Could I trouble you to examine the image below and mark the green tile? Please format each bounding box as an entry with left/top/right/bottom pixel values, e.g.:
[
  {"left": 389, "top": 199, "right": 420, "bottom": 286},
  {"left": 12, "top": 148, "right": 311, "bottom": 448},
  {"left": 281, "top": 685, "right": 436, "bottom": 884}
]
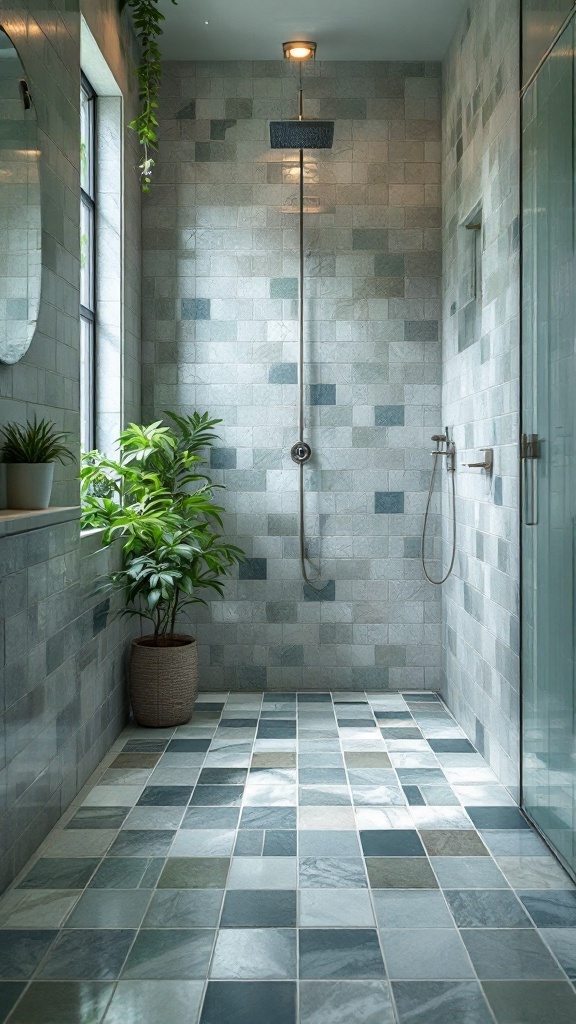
[
  {"left": 157, "top": 857, "right": 230, "bottom": 889},
  {"left": 7, "top": 982, "right": 114, "bottom": 1024},
  {"left": 122, "top": 929, "right": 215, "bottom": 980},
  {"left": 17, "top": 860, "right": 100, "bottom": 891},
  {"left": 482, "top": 981, "right": 576, "bottom": 1024},
  {"left": 103, "top": 980, "right": 204, "bottom": 1024},
  {"left": 63, "top": 890, "right": 151, "bottom": 929}
]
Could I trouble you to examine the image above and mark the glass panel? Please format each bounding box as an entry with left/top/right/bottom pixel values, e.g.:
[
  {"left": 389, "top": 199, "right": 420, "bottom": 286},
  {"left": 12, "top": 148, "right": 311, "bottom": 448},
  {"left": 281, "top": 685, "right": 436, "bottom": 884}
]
[
  {"left": 80, "top": 196, "right": 93, "bottom": 312},
  {"left": 80, "top": 316, "right": 94, "bottom": 453},
  {"left": 522, "top": 0, "right": 575, "bottom": 84},
  {"left": 80, "top": 80, "right": 94, "bottom": 197},
  {"left": 522, "top": 14, "right": 576, "bottom": 874}
]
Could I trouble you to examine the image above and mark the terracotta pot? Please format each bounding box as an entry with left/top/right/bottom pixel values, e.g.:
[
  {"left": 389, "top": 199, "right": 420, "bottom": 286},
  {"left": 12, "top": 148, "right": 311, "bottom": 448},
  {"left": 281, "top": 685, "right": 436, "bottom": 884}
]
[{"left": 130, "top": 634, "right": 198, "bottom": 727}]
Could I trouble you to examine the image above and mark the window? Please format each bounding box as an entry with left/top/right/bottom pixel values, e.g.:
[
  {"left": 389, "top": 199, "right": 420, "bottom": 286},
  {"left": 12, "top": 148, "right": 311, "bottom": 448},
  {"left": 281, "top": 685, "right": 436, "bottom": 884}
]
[{"left": 80, "top": 74, "right": 96, "bottom": 452}]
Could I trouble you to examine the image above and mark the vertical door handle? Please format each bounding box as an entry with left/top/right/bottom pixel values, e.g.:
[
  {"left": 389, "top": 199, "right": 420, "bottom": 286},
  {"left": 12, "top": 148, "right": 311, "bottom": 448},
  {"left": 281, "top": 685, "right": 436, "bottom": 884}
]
[{"left": 521, "top": 433, "right": 540, "bottom": 526}]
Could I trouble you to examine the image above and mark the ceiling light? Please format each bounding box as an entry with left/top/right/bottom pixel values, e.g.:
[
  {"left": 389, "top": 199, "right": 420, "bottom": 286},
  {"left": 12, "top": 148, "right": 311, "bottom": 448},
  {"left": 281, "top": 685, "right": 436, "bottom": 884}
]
[{"left": 283, "top": 40, "right": 316, "bottom": 61}]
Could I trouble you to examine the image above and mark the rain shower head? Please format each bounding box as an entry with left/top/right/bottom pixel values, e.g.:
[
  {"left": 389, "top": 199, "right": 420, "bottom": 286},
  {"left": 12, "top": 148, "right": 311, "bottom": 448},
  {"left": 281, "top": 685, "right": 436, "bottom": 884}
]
[
  {"left": 270, "top": 39, "right": 334, "bottom": 150},
  {"left": 270, "top": 119, "right": 334, "bottom": 150}
]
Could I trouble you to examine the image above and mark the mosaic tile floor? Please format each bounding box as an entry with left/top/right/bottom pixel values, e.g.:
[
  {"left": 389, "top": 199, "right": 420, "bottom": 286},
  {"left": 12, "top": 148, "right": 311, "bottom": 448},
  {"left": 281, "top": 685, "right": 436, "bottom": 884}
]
[{"left": 1, "top": 691, "right": 576, "bottom": 1024}]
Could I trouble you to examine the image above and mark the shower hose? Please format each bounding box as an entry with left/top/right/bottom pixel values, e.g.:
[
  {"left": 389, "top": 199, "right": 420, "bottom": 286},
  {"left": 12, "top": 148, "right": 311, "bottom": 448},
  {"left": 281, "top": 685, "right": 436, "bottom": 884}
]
[{"left": 421, "top": 449, "right": 457, "bottom": 586}]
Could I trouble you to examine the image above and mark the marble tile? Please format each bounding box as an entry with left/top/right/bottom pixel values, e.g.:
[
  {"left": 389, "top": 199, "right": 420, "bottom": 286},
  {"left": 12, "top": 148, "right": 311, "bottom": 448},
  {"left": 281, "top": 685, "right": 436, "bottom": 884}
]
[
  {"left": 226, "top": 858, "right": 297, "bottom": 890},
  {"left": 82, "top": 786, "right": 145, "bottom": 807},
  {"left": 431, "top": 857, "right": 509, "bottom": 890},
  {"left": 210, "top": 928, "right": 297, "bottom": 979},
  {"left": 0, "top": 931, "right": 57, "bottom": 980},
  {"left": 380, "top": 928, "right": 475, "bottom": 980},
  {"left": 65, "top": 807, "right": 131, "bottom": 830},
  {"left": 122, "top": 929, "right": 215, "bottom": 980},
  {"left": 239, "top": 808, "right": 296, "bottom": 830},
  {"left": 298, "top": 807, "right": 357, "bottom": 830},
  {"left": 107, "top": 831, "right": 175, "bottom": 858},
  {"left": 0, "top": 890, "right": 80, "bottom": 929},
  {"left": 41, "top": 831, "right": 116, "bottom": 859},
  {"left": 461, "top": 928, "right": 564, "bottom": 980},
  {"left": 299, "top": 981, "right": 395, "bottom": 1024},
  {"left": 366, "top": 857, "right": 439, "bottom": 889},
  {"left": 445, "top": 889, "right": 532, "bottom": 928},
  {"left": 103, "top": 980, "right": 204, "bottom": 1024},
  {"left": 480, "top": 831, "right": 551, "bottom": 858},
  {"left": 299, "top": 889, "right": 375, "bottom": 927},
  {"left": 122, "top": 807, "right": 185, "bottom": 831},
  {"left": 143, "top": 890, "right": 224, "bottom": 928},
  {"left": 88, "top": 858, "right": 164, "bottom": 890},
  {"left": 355, "top": 808, "right": 413, "bottom": 830},
  {"left": 63, "top": 890, "right": 151, "bottom": 929},
  {"left": 199, "top": 981, "right": 296, "bottom": 1024},
  {"left": 8, "top": 982, "right": 114, "bottom": 1024},
  {"left": 220, "top": 890, "right": 297, "bottom": 928},
  {"left": 299, "top": 858, "right": 368, "bottom": 889},
  {"left": 518, "top": 890, "right": 576, "bottom": 928},
  {"left": 298, "top": 831, "right": 361, "bottom": 857},
  {"left": 157, "top": 858, "right": 230, "bottom": 889},
  {"left": 421, "top": 831, "right": 489, "bottom": 857},
  {"left": 409, "top": 807, "right": 473, "bottom": 830},
  {"left": 37, "top": 929, "right": 135, "bottom": 980},
  {"left": 16, "top": 860, "right": 100, "bottom": 891},
  {"left": 540, "top": 929, "right": 576, "bottom": 980},
  {"left": 495, "top": 857, "right": 575, "bottom": 890},
  {"left": 392, "top": 981, "right": 494, "bottom": 1024},
  {"left": 299, "top": 929, "right": 385, "bottom": 980},
  {"left": 482, "top": 980, "right": 576, "bottom": 1024},
  {"left": 0, "top": 983, "right": 25, "bottom": 1022},
  {"left": 373, "top": 889, "right": 454, "bottom": 929},
  {"left": 181, "top": 807, "right": 240, "bottom": 830},
  {"left": 169, "top": 830, "right": 236, "bottom": 857},
  {"left": 298, "top": 786, "right": 351, "bottom": 806}
]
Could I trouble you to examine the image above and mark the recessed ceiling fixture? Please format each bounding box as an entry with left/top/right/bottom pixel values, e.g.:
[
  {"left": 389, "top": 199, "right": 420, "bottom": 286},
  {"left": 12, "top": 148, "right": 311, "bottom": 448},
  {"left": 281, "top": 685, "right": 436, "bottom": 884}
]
[{"left": 283, "top": 40, "right": 316, "bottom": 61}]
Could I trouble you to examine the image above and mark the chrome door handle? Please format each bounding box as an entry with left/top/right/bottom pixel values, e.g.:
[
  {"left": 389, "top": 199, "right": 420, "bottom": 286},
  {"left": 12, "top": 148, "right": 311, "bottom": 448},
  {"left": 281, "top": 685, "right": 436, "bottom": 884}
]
[{"left": 521, "top": 433, "right": 540, "bottom": 526}]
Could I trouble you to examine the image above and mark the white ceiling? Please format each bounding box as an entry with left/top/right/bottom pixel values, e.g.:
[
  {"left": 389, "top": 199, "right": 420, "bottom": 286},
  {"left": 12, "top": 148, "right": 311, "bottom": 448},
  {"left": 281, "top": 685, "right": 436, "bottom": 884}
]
[{"left": 158, "top": 0, "right": 468, "bottom": 62}]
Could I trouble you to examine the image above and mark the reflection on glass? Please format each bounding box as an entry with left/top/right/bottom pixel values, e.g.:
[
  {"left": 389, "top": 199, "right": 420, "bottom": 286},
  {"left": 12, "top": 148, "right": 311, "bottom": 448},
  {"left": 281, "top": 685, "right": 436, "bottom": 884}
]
[
  {"left": 522, "top": 14, "right": 576, "bottom": 875},
  {"left": 0, "top": 26, "right": 41, "bottom": 364}
]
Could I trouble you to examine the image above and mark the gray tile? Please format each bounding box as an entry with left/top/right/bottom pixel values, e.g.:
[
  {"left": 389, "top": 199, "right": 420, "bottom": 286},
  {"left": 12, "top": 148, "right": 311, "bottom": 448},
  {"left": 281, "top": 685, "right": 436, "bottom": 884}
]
[
  {"left": 299, "top": 858, "right": 367, "bottom": 889},
  {"left": 461, "top": 929, "right": 564, "bottom": 980},
  {"left": 375, "top": 492, "right": 405, "bottom": 514},
  {"left": 142, "top": 890, "right": 223, "bottom": 928},
  {"left": 63, "top": 890, "right": 150, "bottom": 929},
  {"left": 210, "top": 928, "right": 297, "bottom": 979},
  {"left": 37, "top": 930, "right": 135, "bottom": 980},
  {"left": 299, "top": 889, "right": 375, "bottom": 928},
  {"left": 299, "top": 929, "right": 385, "bottom": 980},
  {"left": 122, "top": 929, "right": 215, "bottom": 980},
  {"left": 0, "top": 931, "right": 57, "bottom": 980},
  {"left": 103, "top": 981, "right": 204, "bottom": 1024},
  {"left": 373, "top": 889, "right": 454, "bottom": 929},
  {"left": 392, "top": 981, "right": 494, "bottom": 1024},
  {"left": 445, "top": 889, "right": 531, "bottom": 928},
  {"left": 380, "top": 928, "right": 475, "bottom": 980},
  {"left": 299, "top": 981, "right": 395, "bottom": 1024},
  {"left": 431, "top": 857, "right": 509, "bottom": 889},
  {"left": 8, "top": 982, "right": 114, "bottom": 1024}
]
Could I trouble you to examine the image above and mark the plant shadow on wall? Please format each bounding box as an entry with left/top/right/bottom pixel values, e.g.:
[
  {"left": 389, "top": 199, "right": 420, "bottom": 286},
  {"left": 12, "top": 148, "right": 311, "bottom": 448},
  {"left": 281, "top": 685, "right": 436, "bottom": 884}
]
[
  {"left": 81, "top": 413, "right": 244, "bottom": 726},
  {"left": 119, "top": 0, "right": 178, "bottom": 191}
]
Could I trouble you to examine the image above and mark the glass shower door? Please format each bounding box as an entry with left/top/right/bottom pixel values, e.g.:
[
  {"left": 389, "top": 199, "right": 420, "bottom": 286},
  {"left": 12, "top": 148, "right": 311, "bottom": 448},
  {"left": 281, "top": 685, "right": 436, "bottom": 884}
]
[{"left": 521, "top": 14, "right": 576, "bottom": 875}]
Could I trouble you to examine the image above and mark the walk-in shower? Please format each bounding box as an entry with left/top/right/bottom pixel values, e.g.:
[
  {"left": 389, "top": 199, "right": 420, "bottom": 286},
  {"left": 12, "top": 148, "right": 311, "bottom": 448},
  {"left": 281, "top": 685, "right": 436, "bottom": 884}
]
[
  {"left": 421, "top": 430, "right": 457, "bottom": 586},
  {"left": 269, "top": 45, "right": 334, "bottom": 588}
]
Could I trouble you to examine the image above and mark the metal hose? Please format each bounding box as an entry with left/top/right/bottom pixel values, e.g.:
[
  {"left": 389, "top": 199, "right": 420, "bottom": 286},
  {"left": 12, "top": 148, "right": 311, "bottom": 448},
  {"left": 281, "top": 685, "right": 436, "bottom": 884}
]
[{"left": 421, "top": 449, "right": 457, "bottom": 586}]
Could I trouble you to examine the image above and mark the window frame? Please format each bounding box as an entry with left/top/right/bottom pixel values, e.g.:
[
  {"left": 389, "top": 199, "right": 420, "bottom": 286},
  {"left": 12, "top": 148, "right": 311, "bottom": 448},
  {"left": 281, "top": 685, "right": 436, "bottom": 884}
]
[{"left": 80, "top": 71, "right": 97, "bottom": 453}]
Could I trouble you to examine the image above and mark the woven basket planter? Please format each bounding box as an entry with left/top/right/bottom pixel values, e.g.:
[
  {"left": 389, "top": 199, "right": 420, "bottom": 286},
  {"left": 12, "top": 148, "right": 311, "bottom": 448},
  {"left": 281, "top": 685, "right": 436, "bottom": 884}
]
[{"left": 130, "top": 634, "right": 198, "bottom": 727}]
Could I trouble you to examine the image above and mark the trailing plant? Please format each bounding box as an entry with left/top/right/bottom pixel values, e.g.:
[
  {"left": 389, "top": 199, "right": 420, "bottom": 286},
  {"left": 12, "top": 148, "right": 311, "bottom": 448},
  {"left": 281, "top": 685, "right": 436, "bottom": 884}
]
[
  {"left": 0, "top": 417, "right": 75, "bottom": 465},
  {"left": 119, "top": 0, "right": 178, "bottom": 192},
  {"left": 81, "top": 412, "right": 244, "bottom": 645}
]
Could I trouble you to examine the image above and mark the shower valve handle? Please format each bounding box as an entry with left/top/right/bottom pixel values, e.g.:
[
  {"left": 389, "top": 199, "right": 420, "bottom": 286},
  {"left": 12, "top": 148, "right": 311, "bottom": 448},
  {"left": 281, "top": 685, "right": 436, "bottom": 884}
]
[{"left": 291, "top": 441, "right": 312, "bottom": 464}]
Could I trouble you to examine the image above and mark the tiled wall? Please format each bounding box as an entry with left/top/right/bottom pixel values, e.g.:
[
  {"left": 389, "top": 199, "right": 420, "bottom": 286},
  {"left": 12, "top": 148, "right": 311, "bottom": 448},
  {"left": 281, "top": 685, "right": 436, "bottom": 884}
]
[
  {"left": 143, "top": 59, "right": 444, "bottom": 692},
  {"left": 0, "top": 0, "right": 141, "bottom": 894},
  {"left": 441, "top": 0, "right": 521, "bottom": 794}
]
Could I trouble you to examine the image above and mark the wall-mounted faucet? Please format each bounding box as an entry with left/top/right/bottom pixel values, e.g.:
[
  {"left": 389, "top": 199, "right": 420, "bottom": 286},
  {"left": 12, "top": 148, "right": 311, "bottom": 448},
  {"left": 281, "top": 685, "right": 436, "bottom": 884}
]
[
  {"left": 431, "top": 431, "right": 456, "bottom": 473},
  {"left": 464, "top": 448, "right": 494, "bottom": 474}
]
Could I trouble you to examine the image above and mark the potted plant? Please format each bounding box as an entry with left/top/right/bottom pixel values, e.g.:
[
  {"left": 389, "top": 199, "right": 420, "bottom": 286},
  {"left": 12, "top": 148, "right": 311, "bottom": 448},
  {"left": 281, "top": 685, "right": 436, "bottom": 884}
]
[
  {"left": 81, "top": 411, "right": 244, "bottom": 727},
  {"left": 0, "top": 417, "right": 75, "bottom": 510}
]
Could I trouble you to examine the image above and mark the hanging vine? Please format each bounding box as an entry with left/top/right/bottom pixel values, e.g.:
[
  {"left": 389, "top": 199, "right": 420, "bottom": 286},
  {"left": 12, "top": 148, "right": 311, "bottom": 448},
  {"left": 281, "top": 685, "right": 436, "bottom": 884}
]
[{"left": 119, "top": 0, "right": 178, "bottom": 191}]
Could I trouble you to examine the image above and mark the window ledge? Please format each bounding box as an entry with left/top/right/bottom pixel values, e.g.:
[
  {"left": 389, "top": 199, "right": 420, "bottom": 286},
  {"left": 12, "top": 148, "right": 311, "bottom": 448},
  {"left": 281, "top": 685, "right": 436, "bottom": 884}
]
[{"left": 0, "top": 506, "right": 81, "bottom": 537}]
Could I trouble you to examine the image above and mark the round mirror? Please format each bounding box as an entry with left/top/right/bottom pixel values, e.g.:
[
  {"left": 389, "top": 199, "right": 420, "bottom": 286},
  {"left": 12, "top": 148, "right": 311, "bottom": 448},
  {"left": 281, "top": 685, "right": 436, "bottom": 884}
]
[{"left": 0, "top": 26, "right": 41, "bottom": 365}]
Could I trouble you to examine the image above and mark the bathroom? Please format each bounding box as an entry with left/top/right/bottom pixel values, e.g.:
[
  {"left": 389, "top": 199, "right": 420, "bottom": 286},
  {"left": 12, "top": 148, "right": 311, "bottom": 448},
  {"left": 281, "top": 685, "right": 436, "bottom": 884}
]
[{"left": 0, "top": 0, "right": 574, "bottom": 1021}]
